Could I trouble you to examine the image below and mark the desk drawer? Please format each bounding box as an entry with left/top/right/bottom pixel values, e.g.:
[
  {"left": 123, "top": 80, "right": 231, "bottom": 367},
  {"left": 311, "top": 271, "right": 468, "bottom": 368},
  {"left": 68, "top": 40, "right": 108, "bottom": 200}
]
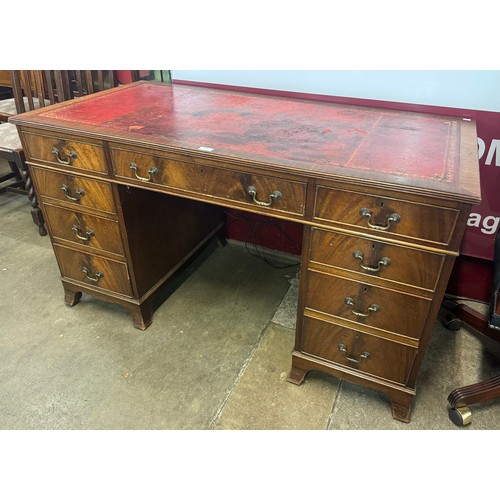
[
  {"left": 44, "top": 204, "right": 124, "bottom": 257},
  {"left": 309, "top": 227, "right": 444, "bottom": 292},
  {"left": 30, "top": 166, "right": 116, "bottom": 216},
  {"left": 305, "top": 270, "right": 431, "bottom": 340},
  {"left": 301, "top": 316, "right": 416, "bottom": 385},
  {"left": 110, "top": 147, "right": 306, "bottom": 217},
  {"left": 314, "top": 186, "right": 459, "bottom": 246},
  {"left": 54, "top": 244, "right": 133, "bottom": 297},
  {"left": 22, "top": 131, "right": 108, "bottom": 174}
]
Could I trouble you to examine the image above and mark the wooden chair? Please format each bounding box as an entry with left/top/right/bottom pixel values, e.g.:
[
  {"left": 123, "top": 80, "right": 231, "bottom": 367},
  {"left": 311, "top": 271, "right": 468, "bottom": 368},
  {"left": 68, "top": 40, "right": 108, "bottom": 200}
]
[
  {"left": 0, "top": 70, "right": 61, "bottom": 235},
  {"left": 0, "top": 71, "right": 56, "bottom": 123},
  {"left": 442, "top": 228, "right": 500, "bottom": 426},
  {"left": 0, "top": 70, "right": 15, "bottom": 123},
  {"left": 54, "top": 70, "right": 120, "bottom": 100}
]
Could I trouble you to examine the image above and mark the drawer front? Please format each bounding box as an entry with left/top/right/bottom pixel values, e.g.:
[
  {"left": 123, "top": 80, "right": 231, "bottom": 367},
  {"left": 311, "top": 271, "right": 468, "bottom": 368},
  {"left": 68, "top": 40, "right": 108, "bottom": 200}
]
[
  {"left": 301, "top": 316, "right": 416, "bottom": 385},
  {"left": 314, "top": 186, "right": 459, "bottom": 246},
  {"left": 22, "top": 131, "right": 108, "bottom": 174},
  {"left": 305, "top": 270, "right": 431, "bottom": 340},
  {"left": 309, "top": 227, "right": 444, "bottom": 291},
  {"left": 44, "top": 204, "right": 124, "bottom": 257},
  {"left": 54, "top": 245, "right": 133, "bottom": 297},
  {"left": 110, "top": 147, "right": 306, "bottom": 217},
  {"left": 31, "top": 166, "right": 116, "bottom": 215}
]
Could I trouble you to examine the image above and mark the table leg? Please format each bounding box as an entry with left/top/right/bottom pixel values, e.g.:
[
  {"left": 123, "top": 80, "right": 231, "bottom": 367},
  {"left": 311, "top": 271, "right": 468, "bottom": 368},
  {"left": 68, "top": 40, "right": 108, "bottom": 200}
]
[
  {"left": 64, "top": 287, "right": 82, "bottom": 307},
  {"left": 391, "top": 395, "right": 413, "bottom": 423},
  {"left": 127, "top": 300, "right": 153, "bottom": 330}
]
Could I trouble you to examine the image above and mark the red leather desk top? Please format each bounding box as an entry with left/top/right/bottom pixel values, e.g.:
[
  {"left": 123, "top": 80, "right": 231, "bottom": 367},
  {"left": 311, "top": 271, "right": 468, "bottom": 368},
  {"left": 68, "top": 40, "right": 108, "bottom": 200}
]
[{"left": 13, "top": 81, "right": 481, "bottom": 203}]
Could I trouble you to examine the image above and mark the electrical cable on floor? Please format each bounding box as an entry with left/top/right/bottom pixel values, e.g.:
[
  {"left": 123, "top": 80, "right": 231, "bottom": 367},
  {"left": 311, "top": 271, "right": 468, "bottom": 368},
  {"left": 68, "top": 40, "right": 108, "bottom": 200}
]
[{"left": 223, "top": 209, "right": 301, "bottom": 269}]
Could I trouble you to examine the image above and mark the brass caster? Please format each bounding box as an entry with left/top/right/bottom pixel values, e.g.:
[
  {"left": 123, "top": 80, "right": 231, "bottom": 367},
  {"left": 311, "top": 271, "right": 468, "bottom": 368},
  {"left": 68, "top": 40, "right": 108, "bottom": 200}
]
[{"left": 448, "top": 406, "right": 473, "bottom": 427}]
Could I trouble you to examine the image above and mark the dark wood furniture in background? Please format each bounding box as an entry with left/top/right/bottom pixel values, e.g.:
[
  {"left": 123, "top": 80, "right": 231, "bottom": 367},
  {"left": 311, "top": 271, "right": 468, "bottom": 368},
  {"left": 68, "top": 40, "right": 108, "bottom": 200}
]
[
  {"left": 11, "top": 81, "right": 481, "bottom": 422},
  {"left": 0, "top": 70, "right": 13, "bottom": 118},
  {"left": 54, "top": 70, "right": 122, "bottom": 100},
  {"left": 0, "top": 70, "right": 122, "bottom": 122},
  {"left": 0, "top": 71, "right": 59, "bottom": 230},
  {"left": 0, "top": 119, "right": 25, "bottom": 195},
  {"left": 0, "top": 70, "right": 55, "bottom": 122},
  {"left": 0, "top": 70, "right": 11, "bottom": 87},
  {"left": 444, "top": 228, "right": 500, "bottom": 426}
]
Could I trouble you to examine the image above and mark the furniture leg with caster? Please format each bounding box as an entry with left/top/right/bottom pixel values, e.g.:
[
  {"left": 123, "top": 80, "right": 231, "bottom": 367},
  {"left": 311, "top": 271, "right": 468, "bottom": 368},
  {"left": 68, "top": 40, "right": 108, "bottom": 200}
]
[{"left": 442, "top": 228, "right": 500, "bottom": 426}]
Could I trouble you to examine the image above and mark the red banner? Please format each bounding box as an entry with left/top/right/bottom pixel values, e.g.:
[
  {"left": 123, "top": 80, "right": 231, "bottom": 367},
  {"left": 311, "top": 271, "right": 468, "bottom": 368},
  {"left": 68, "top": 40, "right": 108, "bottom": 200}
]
[{"left": 460, "top": 110, "right": 500, "bottom": 261}]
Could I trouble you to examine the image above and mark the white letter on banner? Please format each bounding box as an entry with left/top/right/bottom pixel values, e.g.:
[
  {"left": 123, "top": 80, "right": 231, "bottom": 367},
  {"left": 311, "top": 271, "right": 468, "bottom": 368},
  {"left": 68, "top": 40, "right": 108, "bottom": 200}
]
[
  {"left": 485, "top": 139, "right": 500, "bottom": 166},
  {"left": 467, "top": 213, "right": 481, "bottom": 227},
  {"left": 481, "top": 216, "right": 500, "bottom": 235}
]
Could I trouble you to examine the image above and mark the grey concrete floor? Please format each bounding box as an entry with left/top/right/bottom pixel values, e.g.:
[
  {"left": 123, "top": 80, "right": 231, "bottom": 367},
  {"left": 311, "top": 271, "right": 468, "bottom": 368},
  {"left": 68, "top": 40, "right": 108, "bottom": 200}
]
[{"left": 1, "top": 161, "right": 500, "bottom": 430}]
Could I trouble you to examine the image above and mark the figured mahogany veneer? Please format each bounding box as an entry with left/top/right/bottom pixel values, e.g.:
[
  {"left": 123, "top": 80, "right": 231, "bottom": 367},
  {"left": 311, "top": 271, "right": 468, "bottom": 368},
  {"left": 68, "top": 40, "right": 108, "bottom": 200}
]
[
  {"left": 10, "top": 81, "right": 481, "bottom": 422},
  {"left": 43, "top": 204, "right": 125, "bottom": 258},
  {"left": 305, "top": 270, "right": 431, "bottom": 341},
  {"left": 314, "top": 185, "right": 461, "bottom": 248},
  {"left": 23, "top": 131, "right": 108, "bottom": 175},
  {"left": 30, "top": 166, "right": 116, "bottom": 215},
  {"left": 110, "top": 146, "right": 307, "bottom": 219},
  {"left": 309, "top": 227, "right": 445, "bottom": 292},
  {"left": 300, "top": 316, "right": 417, "bottom": 386},
  {"left": 54, "top": 244, "right": 133, "bottom": 297}
]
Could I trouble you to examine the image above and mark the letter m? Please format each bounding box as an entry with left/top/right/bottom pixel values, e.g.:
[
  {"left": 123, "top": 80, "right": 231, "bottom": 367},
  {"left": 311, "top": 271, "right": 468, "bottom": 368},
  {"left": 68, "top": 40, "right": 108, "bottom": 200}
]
[{"left": 485, "top": 139, "right": 500, "bottom": 166}]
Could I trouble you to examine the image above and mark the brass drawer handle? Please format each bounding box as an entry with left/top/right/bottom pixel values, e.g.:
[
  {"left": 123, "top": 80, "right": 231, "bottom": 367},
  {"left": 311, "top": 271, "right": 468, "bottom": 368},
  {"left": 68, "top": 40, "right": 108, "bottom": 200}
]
[
  {"left": 353, "top": 250, "right": 391, "bottom": 273},
  {"left": 345, "top": 297, "right": 380, "bottom": 317},
  {"left": 338, "top": 343, "right": 370, "bottom": 363},
  {"left": 71, "top": 224, "right": 94, "bottom": 242},
  {"left": 52, "top": 146, "right": 77, "bottom": 165},
  {"left": 82, "top": 266, "right": 103, "bottom": 282},
  {"left": 130, "top": 162, "right": 158, "bottom": 182},
  {"left": 61, "top": 184, "right": 85, "bottom": 202},
  {"left": 359, "top": 208, "right": 401, "bottom": 231},
  {"left": 247, "top": 186, "right": 282, "bottom": 207}
]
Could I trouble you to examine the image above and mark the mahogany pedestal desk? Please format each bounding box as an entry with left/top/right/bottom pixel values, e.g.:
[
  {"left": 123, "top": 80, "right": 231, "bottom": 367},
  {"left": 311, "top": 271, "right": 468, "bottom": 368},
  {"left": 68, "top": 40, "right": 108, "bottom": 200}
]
[{"left": 11, "top": 81, "right": 481, "bottom": 422}]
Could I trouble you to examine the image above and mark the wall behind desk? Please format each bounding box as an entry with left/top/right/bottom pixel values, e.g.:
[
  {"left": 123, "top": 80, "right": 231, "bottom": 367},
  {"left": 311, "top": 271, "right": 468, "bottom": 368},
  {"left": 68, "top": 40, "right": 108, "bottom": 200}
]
[{"left": 172, "top": 71, "right": 500, "bottom": 301}]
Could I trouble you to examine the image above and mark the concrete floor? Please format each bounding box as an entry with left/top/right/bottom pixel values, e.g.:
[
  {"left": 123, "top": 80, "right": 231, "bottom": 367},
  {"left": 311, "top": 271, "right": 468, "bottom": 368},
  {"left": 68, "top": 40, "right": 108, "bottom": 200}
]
[{"left": 1, "top": 162, "right": 499, "bottom": 430}]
